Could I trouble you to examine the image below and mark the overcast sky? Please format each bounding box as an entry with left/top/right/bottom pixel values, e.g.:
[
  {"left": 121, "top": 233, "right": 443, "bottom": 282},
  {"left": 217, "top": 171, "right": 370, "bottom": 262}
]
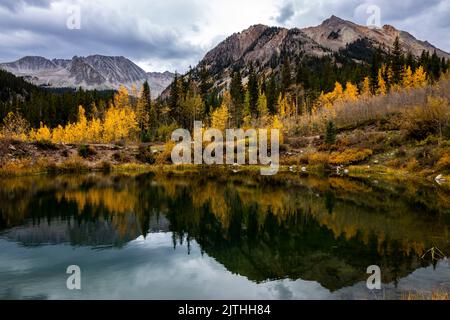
[{"left": 1, "top": 0, "right": 449, "bottom": 73}]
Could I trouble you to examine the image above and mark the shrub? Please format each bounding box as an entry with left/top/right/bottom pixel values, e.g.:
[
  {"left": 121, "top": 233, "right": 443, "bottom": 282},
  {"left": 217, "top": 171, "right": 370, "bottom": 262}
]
[
  {"left": 35, "top": 140, "right": 58, "bottom": 151},
  {"left": 58, "top": 156, "right": 89, "bottom": 173},
  {"left": 328, "top": 149, "right": 373, "bottom": 165},
  {"left": 78, "top": 144, "right": 97, "bottom": 159},
  {"left": 307, "top": 152, "right": 330, "bottom": 165},
  {"left": 136, "top": 145, "right": 156, "bottom": 164},
  {"left": 155, "top": 141, "right": 175, "bottom": 165},
  {"left": 99, "top": 161, "right": 112, "bottom": 173},
  {"left": 404, "top": 158, "right": 420, "bottom": 171},
  {"left": 437, "top": 150, "right": 450, "bottom": 171},
  {"left": 112, "top": 151, "right": 131, "bottom": 163},
  {"left": 156, "top": 124, "right": 179, "bottom": 142},
  {"left": 402, "top": 97, "right": 450, "bottom": 141}
]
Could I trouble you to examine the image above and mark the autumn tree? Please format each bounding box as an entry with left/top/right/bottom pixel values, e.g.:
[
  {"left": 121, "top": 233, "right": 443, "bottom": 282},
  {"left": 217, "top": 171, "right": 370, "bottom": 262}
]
[
  {"left": 1, "top": 111, "right": 30, "bottom": 140},
  {"left": 211, "top": 103, "right": 229, "bottom": 131}
]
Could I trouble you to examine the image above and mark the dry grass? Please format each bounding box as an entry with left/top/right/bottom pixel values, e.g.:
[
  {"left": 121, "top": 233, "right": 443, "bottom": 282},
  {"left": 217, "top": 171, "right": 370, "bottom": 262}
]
[
  {"left": 286, "top": 77, "right": 450, "bottom": 137},
  {"left": 402, "top": 290, "right": 449, "bottom": 300}
]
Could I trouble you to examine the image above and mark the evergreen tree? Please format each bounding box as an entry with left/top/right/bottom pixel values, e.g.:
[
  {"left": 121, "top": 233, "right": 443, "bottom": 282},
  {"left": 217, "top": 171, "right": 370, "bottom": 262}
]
[
  {"left": 247, "top": 64, "right": 259, "bottom": 117},
  {"left": 230, "top": 70, "right": 244, "bottom": 127},
  {"left": 266, "top": 75, "right": 278, "bottom": 115},
  {"left": 169, "top": 73, "right": 181, "bottom": 125},
  {"left": 281, "top": 55, "right": 292, "bottom": 94},
  {"left": 369, "top": 49, "right": 381, "bottom": 94},
  {"left": 391, "top": 36, "right": 404, "bottom": 84},
  {"left": 325, "top": 120, "right": 337, "bottom": 146}
]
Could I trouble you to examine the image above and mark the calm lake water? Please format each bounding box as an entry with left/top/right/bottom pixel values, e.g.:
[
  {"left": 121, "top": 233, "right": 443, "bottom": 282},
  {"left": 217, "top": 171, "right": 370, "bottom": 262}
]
[{"left": 1, "top": 171, "right": 450, "bottom": 300}]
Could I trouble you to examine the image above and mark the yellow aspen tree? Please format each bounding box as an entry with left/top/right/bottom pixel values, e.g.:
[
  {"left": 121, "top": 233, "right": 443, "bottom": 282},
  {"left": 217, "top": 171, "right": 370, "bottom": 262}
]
[
  {"left": 211, "top": 103, "right": 229, "bottom": 132},
  {"left": 277, "top": 93, "right": 285, "bottom": 117},
  {"left": 376, "top": 68, "right": 387, "bottom": 95},
  {"left": 34, "top": 122, "right": 52, "bottom": 142},
  {"left": 86, "top": 118, "right": 103, "bottom": 143},
  {"left": 114, "top": 85, "right": 130, "bottom": 109},
  {"left": 103, "top": 103, "right": 139, "bottom": 142},
  {"left": 332, "top": 82, "right": 344, "bottom": 101},
  {"left": 361, "top": 77, "right": 371, "bottom": 96},
  {"left": 413, "top": 66, "right": 428, "bottom": 88},
  {"left": 386, "top": 65, "right": 395, "bottom": 91},
  {"left": 69, "top": 105, "right": 88, "bottom": 143},
  {"left": 2, "top": 111, "right": 29, "bottom": 141},
  {"left": 271, "top": 115, "right": 284, "bottom": 144},
  {"left": 51, "top": 125, "right": 65, "bottom": 144},
  {"left": 344, "top": 82, "right": 359, "bottom": 101},
  {"left": 402, "top": 66, "right": 414, "bottom": 89}
]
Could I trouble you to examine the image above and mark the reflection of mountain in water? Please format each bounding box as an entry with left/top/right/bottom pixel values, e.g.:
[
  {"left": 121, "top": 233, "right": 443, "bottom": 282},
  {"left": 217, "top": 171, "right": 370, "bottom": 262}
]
[{"left": 0, "top": 172, "right": 449, "bottom": 291}]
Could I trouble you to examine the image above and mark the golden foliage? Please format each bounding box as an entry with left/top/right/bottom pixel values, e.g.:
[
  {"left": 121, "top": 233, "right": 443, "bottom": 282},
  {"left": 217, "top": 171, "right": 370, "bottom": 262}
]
[
  {"left": 328, "top": 149, "right": 373, "bottom": 165},
  {"left": 1, "top": 111, "right": 30, "bottom": 141},
  {"left": 211, "top": 103, "right": 229, "bottom": 131}
]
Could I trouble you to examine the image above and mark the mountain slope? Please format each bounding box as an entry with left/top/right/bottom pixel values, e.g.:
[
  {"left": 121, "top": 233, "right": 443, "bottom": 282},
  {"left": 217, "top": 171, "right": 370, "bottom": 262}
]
[
  {"left": 0, "top": 55, "right": 174, "bottom": 97},
  {"left": 302, "top": 15, "right": 450, "bottom": 59}
]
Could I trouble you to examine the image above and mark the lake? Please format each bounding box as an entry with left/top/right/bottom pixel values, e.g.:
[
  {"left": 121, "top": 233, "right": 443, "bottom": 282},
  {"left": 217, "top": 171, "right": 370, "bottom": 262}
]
[{"left": 0, "top": 170, "right": 449, "bottom": 300}]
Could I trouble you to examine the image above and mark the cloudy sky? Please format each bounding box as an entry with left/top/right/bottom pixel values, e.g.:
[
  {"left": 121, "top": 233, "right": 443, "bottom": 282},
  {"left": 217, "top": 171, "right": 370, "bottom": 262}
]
[{"left": 0, "top": 0, "right": 449, "bottom": 73}]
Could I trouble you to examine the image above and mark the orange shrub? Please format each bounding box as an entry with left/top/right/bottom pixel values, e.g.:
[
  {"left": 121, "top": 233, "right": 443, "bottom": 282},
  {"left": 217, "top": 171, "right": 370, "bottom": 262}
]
[{"left": 328, "top": 149, "right": 373, "bottom": 165}]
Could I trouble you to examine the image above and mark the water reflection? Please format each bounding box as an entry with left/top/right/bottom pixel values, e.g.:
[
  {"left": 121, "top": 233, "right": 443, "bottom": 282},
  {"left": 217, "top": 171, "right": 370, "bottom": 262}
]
[{"left": 0, "top": 172, "right": 449, "bottom": 299}]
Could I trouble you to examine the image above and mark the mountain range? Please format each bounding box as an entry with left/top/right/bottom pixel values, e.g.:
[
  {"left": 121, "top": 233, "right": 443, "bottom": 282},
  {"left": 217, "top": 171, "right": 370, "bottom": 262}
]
[
  {"left": 0, "top": 55, "right": 174, "bottom": 97},
  {"left": 1, "top": 16, "right": 449, "bottom": 98},
  {"left": 190, "top": 15, "right": 450, "bottom": 91}
]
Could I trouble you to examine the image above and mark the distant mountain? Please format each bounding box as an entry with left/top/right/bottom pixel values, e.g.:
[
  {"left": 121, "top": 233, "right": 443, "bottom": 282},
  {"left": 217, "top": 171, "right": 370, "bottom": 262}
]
[
  {"left": 177, "top": 15, "right": 449, "bottom": 95},
  {"left": 0, "top": 55, "right": 175, "bottom": 97}
]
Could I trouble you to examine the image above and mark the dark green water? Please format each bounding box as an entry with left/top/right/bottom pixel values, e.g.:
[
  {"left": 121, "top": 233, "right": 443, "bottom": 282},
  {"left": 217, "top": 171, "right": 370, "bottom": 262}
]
[{"left": 0, "top": 171, "right": 449, "bottom": 300}]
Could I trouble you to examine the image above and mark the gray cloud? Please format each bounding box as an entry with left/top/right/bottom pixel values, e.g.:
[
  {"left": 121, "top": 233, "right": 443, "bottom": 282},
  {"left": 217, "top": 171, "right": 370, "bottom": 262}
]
[
  {"left": 275, "top": 1, "right": 295, "bottom": 24},
  {"left": 0, "top": 0, "right": 449, "bottom": 72},
  {"left": 0, "top": 0, "right": 54, "bottom": 12}
]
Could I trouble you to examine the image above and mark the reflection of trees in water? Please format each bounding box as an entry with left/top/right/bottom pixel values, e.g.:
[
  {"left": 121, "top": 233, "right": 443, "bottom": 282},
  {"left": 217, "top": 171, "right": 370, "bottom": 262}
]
[{"left": 0, "top": 172, "right": 450, "bottom": 289}]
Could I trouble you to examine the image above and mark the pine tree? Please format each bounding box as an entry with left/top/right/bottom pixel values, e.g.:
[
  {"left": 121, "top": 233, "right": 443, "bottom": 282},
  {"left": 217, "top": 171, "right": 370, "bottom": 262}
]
[
  {"left": 169, "top": 73, "right": 180, "bottom": 124},
  {"left": 137, "top": 81, "right": 152, "bottom": 141},
  {"left": 230, "top": 70, "right": 244, "bottom": 127},
  {"left": 281, "top": 55, "right": 292, "bottom": 94},
  {"left": 370, "top": 49, "right": 381, "bottom": 94},
  {"left": 257, "top": 91, "right": 268, "bottom": 117},
  {"left": 247, "top": 64, "right": 259, "bottom": 117},
  {"left": 391, "top": 36, "right": 404, "bottom": 84},
  {"left": 325, "top": 120, "right": 337, "bottom": 146},
  {"left": 266, "top": 75, "right": 278, "bottom": 115}
]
